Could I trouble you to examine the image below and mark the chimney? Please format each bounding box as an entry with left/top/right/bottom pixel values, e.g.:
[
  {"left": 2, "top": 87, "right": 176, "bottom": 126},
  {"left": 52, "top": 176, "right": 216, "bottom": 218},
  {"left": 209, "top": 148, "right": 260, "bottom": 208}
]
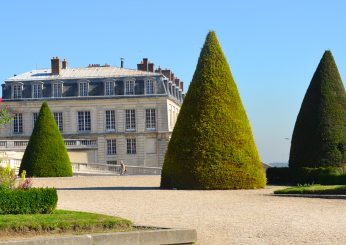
[
  {"left": 161, "top": 69, "right": 172, "bottom": 80},
  {"left": 120, "top": 58, "right": 124, "bottom": 68},
  {"left": 175, "top": 78, "right": 180, "bottom": 87},
  {"left": 148, "top": 63, "right": 154, "bottom": 72},
  {"left": 137, "top": 58, "right": 155, "bottom": 72},
  {"left": 170, "top": 73, "right": 175, "bottom": 82},
  {"left": 62, "top": 59, "right": 68, "bottom": 69},
  {"left": 143, "top": 58, "right": 148, "bottom": 69},
  {"left": 180, "top": 81, "right": 184, "bottom": 91},
  {"left": 155, "top": 67, "right": 162, "bottom": 73},
  {"left": 51, "top": 57, "right": 61, "bottom": 75}
]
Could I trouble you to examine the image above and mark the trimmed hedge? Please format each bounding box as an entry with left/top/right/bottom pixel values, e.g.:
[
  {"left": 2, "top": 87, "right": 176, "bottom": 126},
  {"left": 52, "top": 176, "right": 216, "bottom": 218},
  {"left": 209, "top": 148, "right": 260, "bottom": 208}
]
[
  {"left": 267, "top": 167, "right": 346, "bottom": 185},
  {"left": 289, "top": 51, "right": 346, "bottom": 168},
  {"left": 0, "top": 188, "right": 57, "bottom": 214},
  {"left": 160, "top": 31, "right": 265, "bottom": 189},
  {"left": 266, "top": 167, "right": 293, "bottom": 184},
  {"left": 19, "top": 102, "right": 72, "bottom": 177}
]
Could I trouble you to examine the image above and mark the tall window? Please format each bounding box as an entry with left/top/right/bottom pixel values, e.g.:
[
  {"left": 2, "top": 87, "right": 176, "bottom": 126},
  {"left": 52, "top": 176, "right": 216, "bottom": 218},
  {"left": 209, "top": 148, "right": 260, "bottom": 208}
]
[
  {"left": 125, "top": 109, "right": 136, "bottom": 131},
  {"left": 169, "top": 106, "right": 173, "bottom": 128},
  {"left": 145, "top": 80, "right": 154, "bottom": 94},
  {"left": 146, "top": 109, "right": 156, "bottom": 130},
  {"left": 125, "top": 80, "right": 135, "bottom": 95},
  {"left": 54, "top": 112, "right": 63, "bottom": 132},
  {"left": 79, "top": 82, "right": 88, "bottom": 96},
  {"left": 126, "top": 138, "right": 136, "bottom": 154},
  {"left": 52, "top": 83, "right": 63, "bottom": 97},
  {"left": 13, "top": 113, "right": 23, "bottom": 134},
  {"left": 105, "top": 81, "right": 114, "bottom": 95},
  {"left": 107, "top": 139, "right": 116, "bottom": 155},
  {"left": 105, "top": 110, "right": 116, "bottom": 131},
  {"left": 33, "top": 113, "right": 38, "bottom": 128},
  {"left": 32, "top": 84, "right": 42, "bottom": 98},
  {"left": 78, "top": 111, "right": 91, "bottom": 131},
  {"left": 13, "top": 84, "right": 22, "bottom": 99}
]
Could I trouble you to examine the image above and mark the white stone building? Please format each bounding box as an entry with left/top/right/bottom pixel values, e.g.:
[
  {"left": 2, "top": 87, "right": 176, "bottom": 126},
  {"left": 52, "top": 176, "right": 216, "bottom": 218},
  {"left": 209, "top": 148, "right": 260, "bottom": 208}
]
[{"left": 0, "top": 57, "right": 183, "bottom": 168}]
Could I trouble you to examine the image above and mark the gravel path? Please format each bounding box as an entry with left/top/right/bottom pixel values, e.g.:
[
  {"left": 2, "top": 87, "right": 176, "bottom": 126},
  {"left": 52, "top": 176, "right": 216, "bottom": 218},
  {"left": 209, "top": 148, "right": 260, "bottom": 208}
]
[{"left": 33, "top": 176, "right": 346, "bottom": 245}]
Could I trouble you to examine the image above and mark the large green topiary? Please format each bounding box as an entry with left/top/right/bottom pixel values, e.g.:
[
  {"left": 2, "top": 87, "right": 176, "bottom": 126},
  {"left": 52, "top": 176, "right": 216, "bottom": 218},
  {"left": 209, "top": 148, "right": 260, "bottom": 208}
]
[
  {"left": 19, "top": 102, "right": 72, "bottom": 177},
  {"left": 289, "top": 51, "right": 346, "bottom": 168},
  {"left": 160, "top": 31, "right": 266, "bottom": 189}
]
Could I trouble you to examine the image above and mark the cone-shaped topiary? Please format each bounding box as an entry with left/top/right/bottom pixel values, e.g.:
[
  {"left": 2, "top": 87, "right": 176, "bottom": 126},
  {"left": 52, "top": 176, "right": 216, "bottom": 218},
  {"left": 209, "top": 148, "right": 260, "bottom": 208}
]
[
  {"left": 19, "top": 102, "right": 72, "bottom": 177},
  {"left": 289, "top": 51, "right": 346, "bottom": 168},
  {"left": 160, "top": 31, "right": 266, "bottom": 189}
]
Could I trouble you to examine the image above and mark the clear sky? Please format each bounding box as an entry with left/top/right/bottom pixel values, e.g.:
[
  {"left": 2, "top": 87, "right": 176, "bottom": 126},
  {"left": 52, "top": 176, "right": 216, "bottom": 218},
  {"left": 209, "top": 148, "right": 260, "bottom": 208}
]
[{"left": 1, "top": 1, "right": 345, "bottom": 164}]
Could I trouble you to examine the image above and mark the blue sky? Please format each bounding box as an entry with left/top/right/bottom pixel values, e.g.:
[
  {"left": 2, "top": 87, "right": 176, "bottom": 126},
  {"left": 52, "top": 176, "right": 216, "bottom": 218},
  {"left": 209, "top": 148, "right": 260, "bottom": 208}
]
[{"left": 1, "top": 1, "right": 346, "bottom": 164}]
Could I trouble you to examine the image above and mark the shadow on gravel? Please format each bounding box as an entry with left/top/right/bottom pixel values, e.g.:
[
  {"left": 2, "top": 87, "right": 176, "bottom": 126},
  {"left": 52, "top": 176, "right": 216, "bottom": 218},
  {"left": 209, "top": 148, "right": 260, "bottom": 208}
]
[{"left": 57, "top": 187, "right": 160, "bottom": 191}]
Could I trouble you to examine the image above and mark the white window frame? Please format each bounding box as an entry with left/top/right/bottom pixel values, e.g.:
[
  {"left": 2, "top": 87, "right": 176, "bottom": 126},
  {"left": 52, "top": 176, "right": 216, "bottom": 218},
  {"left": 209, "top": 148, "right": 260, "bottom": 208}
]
[
  {"left": 145, "top": 79, "right": 154, "bottom": 94},
  {"left": 106, "top": 139, "right": 116, "bottom": 155},
  {"left": 145, "top": 108, "right": 156, "bottom": 130},
  {"left": 32, "top": 83, "right": 43, "bottom": 98},
  {"left": 105, "top": 110, "right": 116, "bottom": 132},
  {"left": 53, "top": 112, "right": 63, "bottom": 132},
  {"left": 125, "top": 80, "right": 135, "bottom": 95},
  {"left": 13, "top": 113, "right": 23, "bottom": 134},
  {"left": 105, "top": 81, "right": 115, "bottom": 96},
  {"left": 52, "top": 82, "right": 63, "bottom": 98},
  {"left": 78, "top": 111, "right": 91, "bottom": 131},
  {"left": 126, "top": 138, "right": 136, "bottom": 154},
  {"left": 125, "top": 109, "right": 136, "bottom": 131},
  {"left": 32, "top": 112, "right": 38, "bottom": 128},
  {"left": 12, "top": 83, "right": 23, "bottom": 99},
  {"left": 79, "top": 81, "right": 89, "bottom": 97}
]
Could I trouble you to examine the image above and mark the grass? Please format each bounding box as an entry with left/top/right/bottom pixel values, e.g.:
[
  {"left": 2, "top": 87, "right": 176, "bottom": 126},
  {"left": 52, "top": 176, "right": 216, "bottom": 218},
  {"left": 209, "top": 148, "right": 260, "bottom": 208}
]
[
  {"left": 274, "top": 184, "right": 346, "bottom": 195},
  {"left": 0, "top": 210, "right": 133, "bottom": 238}
]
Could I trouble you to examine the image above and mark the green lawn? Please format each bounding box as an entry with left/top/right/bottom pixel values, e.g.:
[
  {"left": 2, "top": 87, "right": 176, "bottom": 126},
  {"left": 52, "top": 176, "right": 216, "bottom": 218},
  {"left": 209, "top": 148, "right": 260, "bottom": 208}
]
[
  {"left": 0, "top": 210, "right": 133, "bottom": 237},
  {"left": 274, "top": 185, "right": 346, "bottom": 195}
]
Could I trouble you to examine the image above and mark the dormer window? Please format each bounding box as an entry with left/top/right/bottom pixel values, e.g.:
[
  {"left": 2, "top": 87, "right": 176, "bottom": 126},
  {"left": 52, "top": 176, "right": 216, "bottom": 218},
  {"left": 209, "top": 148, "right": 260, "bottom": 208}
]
[
  {"left": 125, "top": 80, "right": 135, "bottom": 95},
  {"left": 145, "top": 79, "right": 154, "bottom": 94},
  {"left": 105, "top": 81, "right": 115, "bottom": 96},
  {"left": 79, "top": 81, "right": 89, "bottom": 96},
  {"left": 12, "top": 83, "right": 23, "bottom": 99},
  {"left": 32, "top": 82, "right": 43, "bottom": 98},
  {"left": 52, "top": 82, "right": 63, "bottom": 97}
]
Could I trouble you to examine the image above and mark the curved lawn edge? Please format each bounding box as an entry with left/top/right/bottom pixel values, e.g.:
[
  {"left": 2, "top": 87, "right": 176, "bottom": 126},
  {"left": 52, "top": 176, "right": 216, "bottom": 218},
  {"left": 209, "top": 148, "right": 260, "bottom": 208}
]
[
  {"left": 274, "top": 184, "right": 346, "bottom": 195},
  {"left": 0, "top": 210, "right": 133, "bottom": 237}
]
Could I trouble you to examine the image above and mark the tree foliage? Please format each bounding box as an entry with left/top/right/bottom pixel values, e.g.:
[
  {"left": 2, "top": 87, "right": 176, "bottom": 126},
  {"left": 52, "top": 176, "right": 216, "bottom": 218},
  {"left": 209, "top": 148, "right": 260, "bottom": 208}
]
[
  {"left": 19, "top": 102, "right": 72, "bottom": 177},
  {"left": 289, "top": 51, "right": 346, "bottom": 168},
  {"left": 160, "top": 31, "right": 266, "bottom": 189}
]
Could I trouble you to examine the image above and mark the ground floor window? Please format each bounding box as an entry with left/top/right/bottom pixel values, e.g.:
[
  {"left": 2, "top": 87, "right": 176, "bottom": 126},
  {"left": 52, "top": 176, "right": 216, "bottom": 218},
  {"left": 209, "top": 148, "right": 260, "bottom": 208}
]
[
  {"left": 107, "top": 139, "right": 116, "bottom": 155},
  {"left": 126, "top": 138, "right": 136, "bottom": 154},
  {"left": 54, "top": 112, "right": 63, "bottom": 132},
  {"left": 78, "top": 111, "right": 91, "bottom": 131},
  {"left": 13, "top": 113, "right": 23, "bottom": 134}
]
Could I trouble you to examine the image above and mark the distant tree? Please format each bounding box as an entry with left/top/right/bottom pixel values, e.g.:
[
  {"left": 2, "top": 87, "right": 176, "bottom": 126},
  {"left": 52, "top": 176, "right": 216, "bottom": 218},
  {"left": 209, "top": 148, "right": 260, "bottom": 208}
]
[
  {"left": 160, "top": 31, "right": 266, "bottom": 189},
  {"left": 289, "top": 51, "right": 346, "bottom": 168},
  {"left": 0, "top": 99, "right": 13, "bottom": 126},
  {"left": 19, "top": 102, "right": 72, "bottom": 177}
]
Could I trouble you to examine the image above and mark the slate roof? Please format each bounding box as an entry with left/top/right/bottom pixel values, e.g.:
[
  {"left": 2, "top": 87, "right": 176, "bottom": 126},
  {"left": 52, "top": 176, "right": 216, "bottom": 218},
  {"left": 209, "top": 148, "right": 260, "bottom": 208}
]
[{"left": 6, "top": 66, "right": 161, "bottom": 82}]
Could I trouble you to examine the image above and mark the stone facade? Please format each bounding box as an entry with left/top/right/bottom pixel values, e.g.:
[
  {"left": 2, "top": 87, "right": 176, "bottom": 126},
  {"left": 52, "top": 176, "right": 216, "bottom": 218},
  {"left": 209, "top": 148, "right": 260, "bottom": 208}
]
[{"left": 0, "top": 58, "right": 183, "bottom": 167}]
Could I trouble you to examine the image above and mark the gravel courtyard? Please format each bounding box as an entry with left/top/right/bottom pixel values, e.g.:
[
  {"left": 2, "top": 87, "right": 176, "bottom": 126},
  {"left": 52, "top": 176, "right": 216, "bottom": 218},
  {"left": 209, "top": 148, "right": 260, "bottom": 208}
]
[{"left": 33, "top": 176, "right": 346, "bottom": 245}]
